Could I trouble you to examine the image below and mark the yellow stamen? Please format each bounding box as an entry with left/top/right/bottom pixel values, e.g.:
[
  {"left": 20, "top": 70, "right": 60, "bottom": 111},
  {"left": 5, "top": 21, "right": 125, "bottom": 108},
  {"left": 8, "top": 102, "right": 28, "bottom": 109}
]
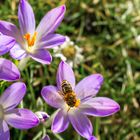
[
  {"left": 24, "top": 32, "right": 37, "bottom": 47},
  {"left": 75, "top": 99, "right": 80, "bottom": 107}
]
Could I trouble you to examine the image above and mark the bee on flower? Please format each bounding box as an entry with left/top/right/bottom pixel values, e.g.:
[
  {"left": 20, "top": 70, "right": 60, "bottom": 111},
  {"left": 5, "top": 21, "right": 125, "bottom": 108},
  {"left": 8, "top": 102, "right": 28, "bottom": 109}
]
[
  {"left": 53, "top": 36, "right": 84, "bottom": 67},
  {"left": 41, "top": 61, "right": 120, "bottom": 140}
]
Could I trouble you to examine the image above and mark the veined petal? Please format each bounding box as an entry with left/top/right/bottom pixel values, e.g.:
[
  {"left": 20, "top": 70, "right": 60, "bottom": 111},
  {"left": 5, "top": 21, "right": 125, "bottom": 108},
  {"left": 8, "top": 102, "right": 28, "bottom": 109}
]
[
  {"left": 10, "top": 43, "right": 27, "bottom": 60},
  {"left": 0, "top": 35, "right": 15, "bottom": 56},
  {"left": 30, "top": 49, "right": 52, "bottom": 64},
  {"left": 0, "top": 120, "right": 10, "bottom": 140},
  {"left": 75, "top": 74, "right": 103, "bottom": 100},
  {"left": 69, "top": 110, "right": 93, "bottom": 139},
  {"left": 18, "top": 0, "right": 35, "bottom": 35},
  {"left": 0, "top": 58, "right": 20, "bottom": 81},
  {"left": 0, "top": 20, "right": 24, "bottom": 44},
  {"left": 57, "top": 61, "right": 75, "bottom": 90},
  {"left": 36, "top": 5, "right": 66, "bottom": 40},
  {"left": 52, "top": 109, "right": 69, "bottom": 133},
  {"left": 5, "top": 108, "right": 39, "bottom": 129},
  {"left": 0, "top": 82, "right": 26, "bottom": 111},
  {"left": 37, "top": 34, "right": 65, "bottom": 49},
  {"left": 41, "top": 86, "right": 64, "bottom": 108},
  {"left": 80, "top": 97, "right": 120, "bottom": 117}
]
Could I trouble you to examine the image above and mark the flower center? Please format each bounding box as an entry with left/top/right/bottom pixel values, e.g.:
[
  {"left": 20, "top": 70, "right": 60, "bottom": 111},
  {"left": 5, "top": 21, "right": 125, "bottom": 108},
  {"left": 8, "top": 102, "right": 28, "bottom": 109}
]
[
  {"left": 0, "top": 105, "right": 4, "bottom": 119},
  {"left": 24, "top": 32, "right": 37, "bottom": 48}
]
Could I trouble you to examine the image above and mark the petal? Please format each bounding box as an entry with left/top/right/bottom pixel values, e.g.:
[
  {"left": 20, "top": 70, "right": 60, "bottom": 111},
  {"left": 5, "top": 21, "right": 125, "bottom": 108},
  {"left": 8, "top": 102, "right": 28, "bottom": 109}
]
[
  {"left": 36, "top": 5, "right": 66, "bottom": 40},
  {"left": 69, "top": 110, "right": 93, "bottom": 139},
  {"left": 57, "top": 61, "right": 75, "bottom": 90},
  {"left": 5, "top": 108, "right": 39, "bottom": 129},
  {"left": 0, "top": 82, "right": 26, "bottom": 111},
  {"left": 0, "top": 20, "right": 24, "bottom": 44},
  {"left": 0, "top": 120, "right": 10, "bottom": 140},
  {"left": 0, "top": 35, "right": 15, "bottom": 56},
  {"left": 42, "top": 135, "right": 50, "bottom": 140},
  {"left": 0, "top": 58, "right": 20, "bottom": 81},
  {"left": 88, "top": 136, "right": 97, "bottom": 140},
  {"left": 30, "top": 49, "right": 52, "bottom": 64},
  {"left": 52, "top": 109, "right": 69, "bottom": 133},
  {"left": 37, "top": 34, "right": 66, "bottom": 49},
  {"left": 80, "top": 97, "right": 120, "bottom": 117},
  {"left": 75, "top": 74, "right": 103, "bottom": 100},
  {"left": 41, "top": 86, "right": 64, "bottom": 108},
  {"left": 10, "top": 43, "right": 27, "bottom": 60},
  {"left": 35, "top": 111, "right": 49, "bottom": 122},
  {"left": 18, "top": 0, "right": 35, "bottom": 35}
]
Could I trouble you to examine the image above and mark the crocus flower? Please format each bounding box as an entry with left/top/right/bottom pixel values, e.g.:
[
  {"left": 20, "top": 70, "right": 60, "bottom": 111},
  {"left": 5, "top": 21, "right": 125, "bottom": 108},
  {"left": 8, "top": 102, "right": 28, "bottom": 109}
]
[
  {"left": 0, "top": 34, "right": 15, "bottom": 56},
  {"left": 41, "top": 61, "right": 120, "bottom": 140},
  {"left": 0, "top": 82, "right": 39, "bottom": 140},
  {"left": 0, "top": 58, "right": 20, "bottom": 81},
  {"left": 0, "top": 0, "right": 66, "bottom": 64}
]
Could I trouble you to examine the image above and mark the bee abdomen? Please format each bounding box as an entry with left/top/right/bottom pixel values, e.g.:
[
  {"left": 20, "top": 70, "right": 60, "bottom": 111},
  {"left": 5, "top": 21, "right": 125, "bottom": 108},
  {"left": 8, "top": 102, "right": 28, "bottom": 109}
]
[{"left": 64, "top": 93, "right": 77, "bottom": 107}]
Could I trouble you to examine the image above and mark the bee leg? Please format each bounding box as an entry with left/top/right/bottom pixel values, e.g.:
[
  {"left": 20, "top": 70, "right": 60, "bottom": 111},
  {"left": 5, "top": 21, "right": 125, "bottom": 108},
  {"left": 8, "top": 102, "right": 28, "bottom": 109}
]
[
  {"left": 58, "top": 91, "right": 64, "bottom": 97},
  {"left": 67, "top": 107, "right": 71, "bottom": 112}
]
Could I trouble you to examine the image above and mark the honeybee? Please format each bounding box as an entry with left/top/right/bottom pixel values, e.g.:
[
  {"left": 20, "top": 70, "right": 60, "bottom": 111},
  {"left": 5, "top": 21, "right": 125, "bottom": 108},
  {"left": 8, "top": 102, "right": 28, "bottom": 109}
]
[{"left": 59, "top": 80, "right": 80, "bottom": 110}]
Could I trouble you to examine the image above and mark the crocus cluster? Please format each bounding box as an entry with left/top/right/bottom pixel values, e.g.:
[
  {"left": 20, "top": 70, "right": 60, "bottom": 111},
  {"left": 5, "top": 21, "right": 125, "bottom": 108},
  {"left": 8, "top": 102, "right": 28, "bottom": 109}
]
[{"left": 0, "top": 0, "right": 120, "bottom": 140}]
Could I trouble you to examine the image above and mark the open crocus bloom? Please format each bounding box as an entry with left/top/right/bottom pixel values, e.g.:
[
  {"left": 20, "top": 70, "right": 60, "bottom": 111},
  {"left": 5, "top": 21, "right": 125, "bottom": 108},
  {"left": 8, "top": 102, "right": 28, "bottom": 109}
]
[
  {"left": 0, "top": 58, "right": 20, "bottom": 81},
  {"left": 0, "top": 34, "right": 15, "bottom": 56},
  {"left": 41, "top": 61, "right": 120, "bottom": 140},
  {"left": 0, "top": 82, "right": 39, "bottom": 140},
  {"left": 0, "top": 0, "right": 66, "bottom": 64}
]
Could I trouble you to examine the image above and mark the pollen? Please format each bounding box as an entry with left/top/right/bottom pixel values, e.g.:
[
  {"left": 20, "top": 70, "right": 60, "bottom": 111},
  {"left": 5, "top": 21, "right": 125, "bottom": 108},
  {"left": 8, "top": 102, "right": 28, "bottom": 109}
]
[
  {"left": 24, "top": 32, "right": 37, "bottom": 47},
  {"left": 75, "top": 99, "right": 80, "bottom": 107}
]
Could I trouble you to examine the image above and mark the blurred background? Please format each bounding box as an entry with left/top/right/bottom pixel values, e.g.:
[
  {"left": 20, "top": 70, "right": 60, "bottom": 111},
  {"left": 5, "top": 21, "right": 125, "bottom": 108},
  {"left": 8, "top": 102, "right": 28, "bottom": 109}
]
[{"left": 0, "top": 0, "right": 140, "bottom": 140}]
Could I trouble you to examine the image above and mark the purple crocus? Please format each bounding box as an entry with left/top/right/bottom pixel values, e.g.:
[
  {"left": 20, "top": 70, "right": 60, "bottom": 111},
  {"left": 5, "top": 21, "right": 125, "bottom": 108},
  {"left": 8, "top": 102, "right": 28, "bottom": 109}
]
[
  {"left": 0, "top": 34, "right": 15, "bottom": 56},
  {"left": 0, "top": 82, "right": 39, "bottom": 140},
  {"left": 0, "top": 0, "right": 66, "bottom": 64},
  {"left": 41, "top": 61, "right": 120, "bottom": 140},
  {"left": 0, "top": 58, "right": 20, "bottom": 81}
]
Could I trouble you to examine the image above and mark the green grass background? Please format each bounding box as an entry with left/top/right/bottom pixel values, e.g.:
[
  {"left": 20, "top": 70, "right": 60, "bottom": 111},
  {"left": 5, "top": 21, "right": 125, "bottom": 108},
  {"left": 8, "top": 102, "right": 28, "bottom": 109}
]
[{"left": 0, "top": 0, "right": 140, "bottom": 140}]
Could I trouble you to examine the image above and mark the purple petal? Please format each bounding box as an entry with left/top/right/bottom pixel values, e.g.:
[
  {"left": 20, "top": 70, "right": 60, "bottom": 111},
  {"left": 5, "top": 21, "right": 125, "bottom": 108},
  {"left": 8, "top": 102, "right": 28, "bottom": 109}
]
[
  {"left": 57, "top": 61, "right": 75, "bottom": 90},
  {"left": 5, "top": 108, "right": 39, "bottom": 129},
  {"left": 18, "top": 0, "right": 35, "bottom": 35},
  {"left": 30, "top": 49, "right": 52, "bottom": 64},
  {"left": 75, "top": 74, "right": 103, "bottom": 100},
  {"left": 36, "top": 5, "right": 66, "bottom": 40},
  {"left": 0, "top": 58, "right": 20, "bottom": 81},
  {"left": 42, "top": 135, "right": 50, "bottom": 140},
  {"left": 0, "top": 82, "right": 26, "bottom": 111},
  {"left": 0, "top": 120, "right": 10, "bottom": 140},
  {"left": 88, "top": 136, "right": 97, "bottom": 140},
  {"left": 52, "top": 109, "right": 69, "bottom": 133},
  {"left": 0, "top": 20, "right": 24, "bottom": 44},
  {"left": 10, "top": 43, "right": 27, "bottom": 60},
  {"left": 37, "top": 34, "right": 66, "bottom": 49},
  {"left": 80, "top": 97, "right": 120, "bottom": 117},
  {"left": 35, "top": 111, "right": 49, "bottom": 122},
  {"left": 41, "top": 86, "right": 64, "bottom": 108},
  {"left": 0, "top": 35, "right": 15, "bottom": 56},
  {"left": 69, "top": 110, "right": 93, "bottom": 139}
]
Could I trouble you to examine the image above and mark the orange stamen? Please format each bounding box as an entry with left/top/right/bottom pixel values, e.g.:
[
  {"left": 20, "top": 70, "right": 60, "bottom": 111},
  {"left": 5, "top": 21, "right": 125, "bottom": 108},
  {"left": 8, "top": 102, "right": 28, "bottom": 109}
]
[{"left": 24, "top": 32, "right": 37, "bottom": 47}]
